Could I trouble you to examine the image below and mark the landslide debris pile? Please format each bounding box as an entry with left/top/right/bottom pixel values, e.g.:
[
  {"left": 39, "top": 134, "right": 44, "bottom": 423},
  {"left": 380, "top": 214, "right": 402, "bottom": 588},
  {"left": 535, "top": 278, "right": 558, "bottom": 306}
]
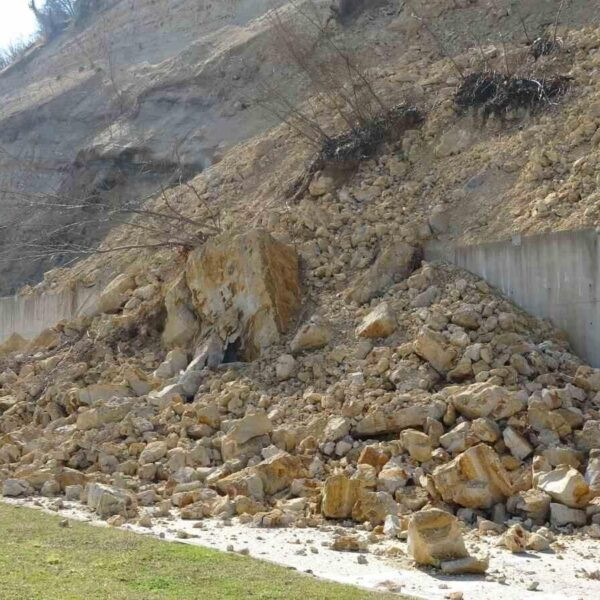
[
  {"left": 2, "top": 233, "right": 600, "bottom": 571},
  {"left": 3, "top": 0, "right": 600, "bottom": 580}
]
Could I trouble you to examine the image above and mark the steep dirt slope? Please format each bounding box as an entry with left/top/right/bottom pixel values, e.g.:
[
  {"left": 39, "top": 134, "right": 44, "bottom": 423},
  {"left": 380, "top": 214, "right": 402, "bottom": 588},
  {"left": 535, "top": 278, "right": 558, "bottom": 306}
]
[{"left": 1, "top": 0, "right": 597, "bottom": 294}]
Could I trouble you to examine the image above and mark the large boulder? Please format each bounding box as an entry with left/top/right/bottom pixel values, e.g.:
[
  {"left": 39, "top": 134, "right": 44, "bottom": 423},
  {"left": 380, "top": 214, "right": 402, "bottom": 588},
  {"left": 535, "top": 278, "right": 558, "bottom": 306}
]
[
  {"left": 550, "top": 503, "right": 587, "bottom": 527},
  {"left": 573, "top": 366, "right": 600, "bottom": 392},
  {"left": 216, "top": 451, "right": 305, "bottom": 498},
  {"left": 78, "top": 384, "right": 132, "bottom": 406},
  {"left": 2, "top": 478, "right": 32, "bottom": 497},
  {"left": 351, "top": 490, "right": 398, "bottom": 526},
  {"left": 290, "top": 320, "right": 331, "bottom": 354},
  {"left": 407, "top": 509, "right": 469, "bottom": 566},
  {"left": 356, "top": 303, "right": 397, "bottom": 339},
  {"left": 98, "top": 273, "right": 136, "bottom": 314},
  {"left": 507, "top": 489, "right": 551, "bottom": 525},
  {"left": 345, "top": 241, "right": 419, "bottom": 305},
  {"left": 186, "top": 230, "right": 301, "bottom": 360},
  {"left": 575, "top": 420, "right": 600, "bottom": 452},
  {"left": 450, "top": 382, "right": 525, "bottom": 420},
  {"left": 139, "top": 441, "right": 168, "bottom": 465},
  {"left": 400, "top": 429, "right": 432, "bottom": 462},
  {"left": 354, "top": 405, "right": 429, "bottom": 437},
  {"left": 76, "top": 399, "right": 134, "bottom": 431},
  {"left": 432, "top": 443, "right": 513, "bottom": 509}
]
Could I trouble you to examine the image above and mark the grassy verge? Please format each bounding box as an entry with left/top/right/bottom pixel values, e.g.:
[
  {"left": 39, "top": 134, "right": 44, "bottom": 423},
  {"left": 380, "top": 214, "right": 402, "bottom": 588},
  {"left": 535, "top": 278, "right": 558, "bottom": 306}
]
[{"left": 0, "top": 503, "right": 403, "bottom": 600}]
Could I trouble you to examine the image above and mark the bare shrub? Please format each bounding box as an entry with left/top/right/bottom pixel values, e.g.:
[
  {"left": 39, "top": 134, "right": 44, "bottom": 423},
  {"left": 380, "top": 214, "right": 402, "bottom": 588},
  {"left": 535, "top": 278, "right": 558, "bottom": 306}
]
[
  {"left": 0, "top": 177, "right": 222, "bottom": 270},
  {"left": 29, "top": 0, "right": 102, "bottom": 40},
  {"left": 259, "top": 0, "right": 388, "bottom": 148},
  {"left": 0, "top": 39, "right": 31, "bottom": 70},
  {"left": 258, "top": 1, "right": 424, "bottom": 202}
]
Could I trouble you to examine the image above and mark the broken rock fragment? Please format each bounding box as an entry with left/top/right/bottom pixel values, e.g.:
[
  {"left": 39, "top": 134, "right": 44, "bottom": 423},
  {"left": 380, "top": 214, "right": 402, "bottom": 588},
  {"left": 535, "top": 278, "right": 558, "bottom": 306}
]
[
  {"left": 354, "top": 405, "right": 429, "bottom": 437},
  {"left": 290, "top": 320, "right": 332, "bottom": 354},
  {"left": 432, "top": 444, "right": 513, "bottom": 509},
  {"left": 221, "top": 413, "right": 273, "bottom": 461},
  {"left": 321, "top": 474, "right": 362, "bottom": 519},
  {"left": 537, "top": 466, "right": 591, "bottom": 508},
  {"left": 407, "top": 508, "right": 469, "bottom": 566},
  {"left": 356, "top": 303, "right": 397, "bottom": 339},
  {"left": 414, "top": 327, "right": 457, "bottom": 373},
  {"left": 84, "top": 483, "right": 137, "bottom": 519},
  {"left": 345, "top": 241, "right": 419, "bottom": 305}
]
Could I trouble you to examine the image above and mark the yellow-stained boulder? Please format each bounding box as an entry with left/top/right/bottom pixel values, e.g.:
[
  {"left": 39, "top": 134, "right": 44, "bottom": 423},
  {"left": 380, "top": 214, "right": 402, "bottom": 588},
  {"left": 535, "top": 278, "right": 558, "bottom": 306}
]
[
  {"left": 356, "top": 303, "right": 397, "bottom": 339},
  {"left": 432, "top": 443, "right": 513, "bottom": 509},
  {"left": 407, "top": 508, "right": 469, "bottom": 566},
  {"left": 186, "top": 230, "right": 301, "bottom": 360},
  {"left": 321, "top": 474, "right": 362, "bottom": 519}
]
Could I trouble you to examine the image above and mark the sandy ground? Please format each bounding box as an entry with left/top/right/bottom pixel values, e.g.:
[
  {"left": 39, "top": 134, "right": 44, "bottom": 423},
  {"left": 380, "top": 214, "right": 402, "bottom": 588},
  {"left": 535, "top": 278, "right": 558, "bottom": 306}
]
[{"left": 4, "top": 496, "right": 600, "bottom": 600}]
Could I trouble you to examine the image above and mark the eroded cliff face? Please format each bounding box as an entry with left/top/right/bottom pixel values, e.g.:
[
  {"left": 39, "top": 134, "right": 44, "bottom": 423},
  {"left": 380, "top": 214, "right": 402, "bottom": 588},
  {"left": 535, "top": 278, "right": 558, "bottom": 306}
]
[{"left": 0, "top": 0, "right": 294, "bottom": 294}]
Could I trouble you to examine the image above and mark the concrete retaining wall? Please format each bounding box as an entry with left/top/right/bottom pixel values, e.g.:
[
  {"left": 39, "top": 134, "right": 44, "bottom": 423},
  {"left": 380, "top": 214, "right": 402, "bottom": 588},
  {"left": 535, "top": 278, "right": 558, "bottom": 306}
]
[
  {"left": 425, "top": 228, "right": 600, "bottom": 367},
  {"left": 0, "top": 283, "right": 101, "bottom": 344}
]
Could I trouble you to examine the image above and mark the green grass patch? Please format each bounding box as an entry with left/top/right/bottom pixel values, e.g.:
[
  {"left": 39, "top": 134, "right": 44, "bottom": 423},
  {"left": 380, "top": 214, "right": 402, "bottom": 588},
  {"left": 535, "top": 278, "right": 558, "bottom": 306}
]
[{"left": 0, "top": 503, "right": 403, "bottom": 599}]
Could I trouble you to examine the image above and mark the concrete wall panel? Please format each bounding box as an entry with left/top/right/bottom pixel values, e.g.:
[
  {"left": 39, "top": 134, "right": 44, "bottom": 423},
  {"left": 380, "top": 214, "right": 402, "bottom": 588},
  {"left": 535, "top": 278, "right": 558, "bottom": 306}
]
[
  {"left": 425, "top": 229, "right": 600, "bottom": 367},
  {"left": 0, "top": 283, "right": 101, "bottom": 344}
]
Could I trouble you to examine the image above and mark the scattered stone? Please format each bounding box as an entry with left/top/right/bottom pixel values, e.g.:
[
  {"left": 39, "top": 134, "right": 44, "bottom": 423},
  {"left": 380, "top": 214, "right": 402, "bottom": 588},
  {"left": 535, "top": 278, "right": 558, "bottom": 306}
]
[
  {"left": 356, "top": 303, "right": 397, "bottom": 339},
  {"left": 407, "top": 509, "right": 469, "bottom": 567}
]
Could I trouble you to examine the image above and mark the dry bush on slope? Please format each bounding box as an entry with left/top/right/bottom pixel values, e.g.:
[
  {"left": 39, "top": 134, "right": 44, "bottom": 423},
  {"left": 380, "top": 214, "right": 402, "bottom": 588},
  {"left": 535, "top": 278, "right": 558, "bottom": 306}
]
[
  {"left": 259, "top": 0, "right": 425, "bottom": 201},
  {"left": 0, "top": 178, "right": 222, "bottom": 272}
]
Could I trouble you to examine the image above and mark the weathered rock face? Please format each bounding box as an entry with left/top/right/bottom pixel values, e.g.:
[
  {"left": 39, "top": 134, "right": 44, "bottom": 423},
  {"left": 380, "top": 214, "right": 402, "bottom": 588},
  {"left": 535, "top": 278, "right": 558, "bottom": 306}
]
[
  {"left": 321, "top": 474, "right": 362, "bottom": 519},
  {"left": 432, "top": 444, "right": 513, "bottom": 509},
  {"left": 185, "top": 230, "right": 301, "bottom": 360},
  {"left": 407, "top": 509, "right": 469, "bottom": 566},
  {"left": 345, "top": 242, "right": 419, "bottom": 305},
  {"left": 162, "top": 273, "right": 200, "bottom": 348}
]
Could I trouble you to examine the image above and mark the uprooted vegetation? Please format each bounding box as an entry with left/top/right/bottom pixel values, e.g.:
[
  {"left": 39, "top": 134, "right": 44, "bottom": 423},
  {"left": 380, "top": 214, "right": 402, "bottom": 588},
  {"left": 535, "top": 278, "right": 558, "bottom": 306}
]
[
  {"left": 455, "top": 71, "right": 572, "bottom": 124},
  {"left": 287, "top": 104, "right": 425, "bottom": 201}
]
